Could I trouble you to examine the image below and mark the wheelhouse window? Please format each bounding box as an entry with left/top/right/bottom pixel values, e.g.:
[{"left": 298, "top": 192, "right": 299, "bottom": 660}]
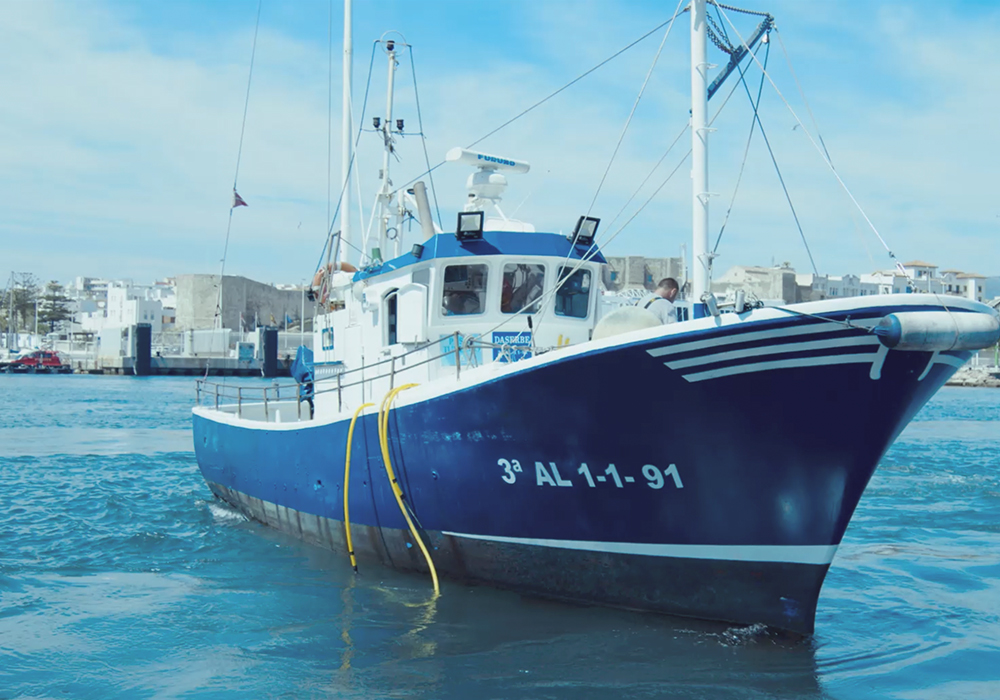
[
  {"left": 442, "top": 264, "right": 488, "bottom": 316},
  {"left": 555, "top": 266, "right": 591, "bottom": 319},
  {"left": 501, "top": 263, "right": 545, "bottom": 314}
]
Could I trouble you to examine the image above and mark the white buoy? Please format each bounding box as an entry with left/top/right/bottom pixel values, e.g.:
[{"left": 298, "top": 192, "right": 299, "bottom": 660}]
[{"left": 592, "top": 307, "right": 662, "bottom": 340}]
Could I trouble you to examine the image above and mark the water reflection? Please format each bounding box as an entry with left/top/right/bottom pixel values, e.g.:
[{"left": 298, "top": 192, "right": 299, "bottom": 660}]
[{"left": 287, "top": 540, "right": 826, "bottom": 700}]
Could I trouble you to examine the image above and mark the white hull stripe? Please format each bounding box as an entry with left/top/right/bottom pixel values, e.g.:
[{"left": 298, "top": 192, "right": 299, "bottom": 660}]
[
  {"left": 665, "top": 335, "right": 881, "bottom": 370},
  {"left": 935, "top": 355, "right": 968, "bottom": 369},
  {"left": 442, "top": 531, "right": 838, "bottom": 565},
  {"left": 683, "top": 353, "right": 880, "bottom": 383},
  {"left": 646, "top": 319, "right": 879, "bottom": 359}
]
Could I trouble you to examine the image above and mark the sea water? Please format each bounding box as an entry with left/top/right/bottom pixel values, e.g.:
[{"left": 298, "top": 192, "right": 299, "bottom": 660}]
[{"left": 1, "top": 375, "right": 998, "bottom": 699}]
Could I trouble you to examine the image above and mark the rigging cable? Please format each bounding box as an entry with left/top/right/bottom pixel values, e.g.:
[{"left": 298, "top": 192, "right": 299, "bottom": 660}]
[
  {"left": 713, "top": 41, "right": 767, "bottom": 253},
  {"left": 527, "top": 0, "right": 685, "bottom": 338},
  {"left": 408, "top": 50, "right": 443, "bottom": 232},
  {"left": 313, "top": 40, "right": 380, "bottom": 281},
  {"left": 217, "top": 0, "right": 262, "bottom": 286},
  {"left": 326, "top": 0, "right": 334, "bottom": 229},
  {"left": 774, "top": 28, "right": 876, "bottom": 272},
  {"left": 714, "top": 4, "right": 905, "bottom": 273},
  {"left": 389, "top": 8, "right": 691, "bottom": 198},
  {"left": 208, "top": 0, "right": 262, "bottom": 378},
  {"left": 585, "top": 0, "right": 686, "bottom": 217},
  {"left": 773, "top": 30, "right": 830, "bottom": 161},
  {"left": 482, "top": 67, "right": 749, "bottom": 341},
  {"left": 480, "top": 74, "right": 749, "bottom": 342},
  {"left": 734, "top": 39, "right": 820, "bottom": 275}
]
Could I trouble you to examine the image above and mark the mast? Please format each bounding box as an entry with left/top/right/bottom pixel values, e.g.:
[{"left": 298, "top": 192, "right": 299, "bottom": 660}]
[
  {"left": 339, "top": 0, "right": 353, "bottom": 264},
  {"left": 377, "top": 40, "right": 399, "bottom": 260},
  {"left": 690, "top": 0, "right": 710, "bottom": 317}
]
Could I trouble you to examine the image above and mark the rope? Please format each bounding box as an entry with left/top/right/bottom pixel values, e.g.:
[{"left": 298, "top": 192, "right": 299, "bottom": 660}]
[
  {"left": 389, "top": 8, "right": 690, "bottom": 198},
  {"left": 772, "top": 306, "right": 876, "bottom": 333},
  {"left": 714, "top": 5, "right": 901, "bottom": 269}
]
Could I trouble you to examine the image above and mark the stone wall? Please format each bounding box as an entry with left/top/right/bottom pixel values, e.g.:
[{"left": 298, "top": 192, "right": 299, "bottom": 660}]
[{"left": 175, "top": 274, "right": 313, "bottom": 331}]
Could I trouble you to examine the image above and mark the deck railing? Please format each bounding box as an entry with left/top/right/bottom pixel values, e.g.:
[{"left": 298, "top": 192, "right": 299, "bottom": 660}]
[{"left": 196, "top": 331, "right": 479, "bottom": 421}]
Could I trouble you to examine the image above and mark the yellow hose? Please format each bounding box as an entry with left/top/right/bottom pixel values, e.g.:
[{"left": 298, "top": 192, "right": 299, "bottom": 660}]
[
  {"left": 343, "top": 402, "right": 374, "bottom": 572},
  {"left": 378, "top": 383, "right": 439, "bottom": 595}
]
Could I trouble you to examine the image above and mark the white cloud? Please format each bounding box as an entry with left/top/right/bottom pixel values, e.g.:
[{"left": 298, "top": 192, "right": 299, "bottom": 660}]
[{"left": 1, "top": 0, "right": 997, "bottom": 286}]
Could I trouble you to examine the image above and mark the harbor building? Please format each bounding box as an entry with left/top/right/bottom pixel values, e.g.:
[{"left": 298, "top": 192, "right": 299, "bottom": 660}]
[
  {"left": 603, "top": 255, "right": 685, "bottom": 293},
  {"left": 714, "top": 261, "right": 994, "bottom": 306}
]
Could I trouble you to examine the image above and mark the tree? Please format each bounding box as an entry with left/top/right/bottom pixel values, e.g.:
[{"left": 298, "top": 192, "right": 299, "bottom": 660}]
[
  {"left": 38, "top": 281, "right": 73, "bottom": 333},
  {"left": 2, "top": 273, "right": 40, "bottom": 332}
]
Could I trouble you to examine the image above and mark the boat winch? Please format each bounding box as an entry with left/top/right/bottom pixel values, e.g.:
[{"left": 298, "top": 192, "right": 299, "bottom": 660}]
[{"left": 874, "top": 311, "right": 1000, "bottom": 352}]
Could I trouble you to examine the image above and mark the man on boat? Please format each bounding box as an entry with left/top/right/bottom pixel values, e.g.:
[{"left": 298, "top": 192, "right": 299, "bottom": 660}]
[{"left": 639, "top": 278, "right": 679, "bottom": 324}]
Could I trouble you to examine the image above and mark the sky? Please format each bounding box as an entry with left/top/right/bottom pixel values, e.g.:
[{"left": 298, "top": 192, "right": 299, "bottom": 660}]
[{"left": 1, "top": 0, "right": 999, "bottom": 288}]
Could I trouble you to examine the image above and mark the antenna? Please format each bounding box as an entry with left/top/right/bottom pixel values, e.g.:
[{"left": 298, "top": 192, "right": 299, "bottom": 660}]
[{"left": 445, "top": 147, "right": 531, "bottom": 213}]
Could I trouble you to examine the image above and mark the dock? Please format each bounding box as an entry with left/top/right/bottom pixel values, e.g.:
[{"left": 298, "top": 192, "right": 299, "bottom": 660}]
[{"left": 84, "top": 356, "right": 292, "bottom": 377}]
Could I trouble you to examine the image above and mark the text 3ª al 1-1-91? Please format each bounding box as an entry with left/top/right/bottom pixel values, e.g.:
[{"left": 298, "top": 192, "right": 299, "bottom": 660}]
[{"left": 498, "top": 459, "right": 683, "bottom": 489}]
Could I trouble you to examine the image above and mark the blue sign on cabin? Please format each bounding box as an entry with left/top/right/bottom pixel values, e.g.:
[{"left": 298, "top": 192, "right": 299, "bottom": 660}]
[{"left": 492, "top": 331, "right": 532, "bottom": 362}]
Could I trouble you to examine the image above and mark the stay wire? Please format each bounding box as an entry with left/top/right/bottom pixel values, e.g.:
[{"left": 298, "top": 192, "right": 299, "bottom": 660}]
[
  {"left": 775, "top": 28, "right": 875, "bottom": 271},
  {"left": 389, "top": 8, "right": 689, "bottom": 198},
  {"left": 714, "top": 5, "right": 901, "bottom": 269},
  {"left": 326, "top": 0, "right": 333, "bottom": 229},
  {"left": 408, "top": 49, "right": 443, "bottom": 232},
  {"left": 532, "top": 0, "right": 684, "bottom": 340},
  {"left": 605, "top": 68, "right": 743, "bottom": 235},
  {"left": 217, "top": 0, "right": 263, "bottom": 289},
  {"left": 585, "top": 0, "right": 685, "bottom": 217},
  {"left": 713, "top": 41, "right": 768, "bottom": 255},
  {"left": 773, "top": 29, "right": 829, "bottom": 162},
  {"left": 209, "top": 0, "right": 262, "bottom": 381},
  {"left": 485, "top": 75, "right": 747, "bottom": 342},
  {"left": 313, "top": 40, "right": 380, "bottom": 278},
  {"left": 735, "top": 42, "right": 819, "bottom": 275}
]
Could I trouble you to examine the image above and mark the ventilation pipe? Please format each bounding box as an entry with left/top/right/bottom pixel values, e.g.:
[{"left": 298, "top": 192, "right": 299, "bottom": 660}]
[{"left": 412, "top": 181, "right": 435, "bottom": 240}]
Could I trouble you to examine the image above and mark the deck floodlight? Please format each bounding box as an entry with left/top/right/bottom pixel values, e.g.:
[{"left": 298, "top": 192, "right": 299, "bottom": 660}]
[
  {"left": 411, "top": 243, "right": 424, "bottom": 259},
  {"left": 569, "top": 216, "right": 600, "bottom": 247},
  {"left": 456, "top": 211, "right": 484, "bottom": 242},
  {"left": 373, "top": 116, "right": 381, "bottom": 129}
]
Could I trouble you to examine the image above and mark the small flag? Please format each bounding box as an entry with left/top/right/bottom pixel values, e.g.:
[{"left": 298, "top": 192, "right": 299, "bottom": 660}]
[{"left": 232, "top": 189, "right": 248, "bottom": 208}]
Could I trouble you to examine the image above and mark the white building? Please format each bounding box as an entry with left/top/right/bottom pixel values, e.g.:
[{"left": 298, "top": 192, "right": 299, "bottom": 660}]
[
  {"left": 858, "top": 271, "right": 909, "bottom": 295},
  {"left": 796, "top": 273, "right": 879, "bottom": 301},
  {"left": 106, "top": 282, "right": 164, "bottom": 332}
]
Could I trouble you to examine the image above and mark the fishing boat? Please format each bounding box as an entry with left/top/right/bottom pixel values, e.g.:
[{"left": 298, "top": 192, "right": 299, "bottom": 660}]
[{"left": 192, "top": 0, "right": 1000, "bottom": 634}]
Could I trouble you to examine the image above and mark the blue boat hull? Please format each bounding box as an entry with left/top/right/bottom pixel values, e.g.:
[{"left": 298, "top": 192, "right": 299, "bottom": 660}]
[{"left": 193, "top": 310, "right": 968, "bottom": 634}]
